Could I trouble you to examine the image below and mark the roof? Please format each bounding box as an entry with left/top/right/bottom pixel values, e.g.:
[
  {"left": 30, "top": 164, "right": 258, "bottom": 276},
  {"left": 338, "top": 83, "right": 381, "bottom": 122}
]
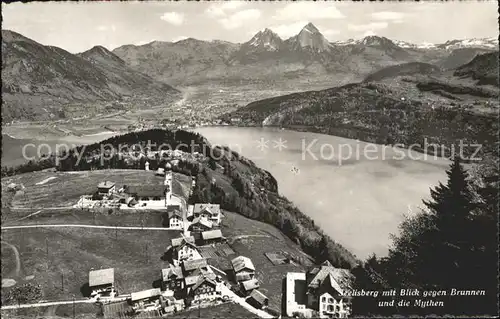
[
  {"left": 97, "top": 181, "right": 115, "bottom": 189},
  {"left": 168, "top": 209, "right": 183, "bottom": 219},
  {"left": 130, "top": 288, "right": 161, "bottom": 301},
  {"left": 185, "top": 275, "right": 201, "bottom": 286},
  {"left": 236, "top": 272, "right": 253, "bottom": 282},
  {"left": 201, "top": 229, "right": 223, "bottom": 240},
  {"left": 231, "top": 256, "right": 255, "bottom": 273},
  {"left": 307, "top": 261, "right": 353, "bottom": 295},
  {"left": 249, "top": 290, "right": 268, "bottom": 305},
  {"left": 182, "top": 258, "right": 208, "bottom": 272},
  {"left": 89, "top": 268, "right": 114, "bottom": 287},
  {"left": 193, "top": 204, "right": 221, "bottom": 216},
  {"left": 241, "top": 278, "right": 260, "bottom": 291},
  {"left": 162, "top": 266, "right": 184, "bottom": 281},
  {"left": 190, "top": 217, "right": 213, "bottom": 229},
  {"left": 192, "top": 275, "right": 217, "bottom": 291},
  {"left": 126, "top": 185, "right": 166, "bottom": 198},
  {"left": 171, "top": 236, "right": 195, "bottom": 247}
]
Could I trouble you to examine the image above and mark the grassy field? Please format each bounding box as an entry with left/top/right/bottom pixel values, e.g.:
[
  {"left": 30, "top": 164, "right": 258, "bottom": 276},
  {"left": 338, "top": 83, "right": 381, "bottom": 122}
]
[
  {"left": 0, "top": 227, "right": 179, "bottom": 305},
  {"left": 2, "top": 170, "right": 166, "bottom": 210},
  {"left": 1, "top": 303, "right": 100, "bottom": 319},
  {"left": 167, "top": 302, "right": 256, "bottom": 319}
]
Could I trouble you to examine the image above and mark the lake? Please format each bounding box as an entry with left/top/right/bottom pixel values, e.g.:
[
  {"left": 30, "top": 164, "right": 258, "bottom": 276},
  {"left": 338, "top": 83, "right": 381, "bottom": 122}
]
[{"left": 195, "top": 126, "right": 450, "bottom": 259}]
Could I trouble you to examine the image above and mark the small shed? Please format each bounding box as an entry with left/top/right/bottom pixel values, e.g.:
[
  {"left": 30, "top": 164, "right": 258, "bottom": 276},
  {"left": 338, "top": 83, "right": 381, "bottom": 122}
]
[
  {"left": 200, "top": 229, "right": 223, "bottom": 244},
  {"left": 97, "top": 181, "right": 116, "bottom": 195},
  {"left": 247, "top": 290, "right": 269, "bottom": 309},
  {"left": 89, "top": 268, "right": 115, "bottom": 295},
  {"left": 240, "top": 278, "right": 260, "bottom": 294}
]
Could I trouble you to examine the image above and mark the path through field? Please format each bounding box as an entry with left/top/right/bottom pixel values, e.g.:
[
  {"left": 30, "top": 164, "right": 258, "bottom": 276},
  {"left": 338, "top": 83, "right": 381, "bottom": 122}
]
[
  {"left": 1, "top": 224, "right": 173, "bottom": 231},
  {"left": 1, "top": 241, "right": 21, "bottom": 276}
]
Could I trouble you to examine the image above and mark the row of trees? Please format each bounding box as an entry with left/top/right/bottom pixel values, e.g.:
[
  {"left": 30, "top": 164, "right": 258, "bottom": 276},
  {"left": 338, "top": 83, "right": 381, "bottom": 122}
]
[{"left": 352, "top": 147, "right": 498, "bottom": 316}]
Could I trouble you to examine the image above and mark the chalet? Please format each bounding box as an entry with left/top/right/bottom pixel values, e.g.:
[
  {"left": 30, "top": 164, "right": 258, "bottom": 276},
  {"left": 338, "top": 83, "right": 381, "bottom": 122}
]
[
  {"left": 188, "top": 274, "right": 221, "bottom": 302},
  {"left": 167, "top": 208, "right": 184, "bottom": 229},
  {"left": 231, "top": 256, "right": 255, "bottom": 282},
  {"left": 161, "top": 265, "right": 184, "bottom": 292},
  {"left": 200, "top": 229, "right": 223, "bottom": 245},
  {"left": 188, "top": 217, "right": 213, "bottom": 232},
  {"left": 247, "top": 290, "right": 269, "bottom": 309},
  {"left": 97, "top": 181, "right": 116, "bottom": 195},
  {"left": 89, "top": 268, "right": 115, "bottom": 298},
  {"left": 240, "top": 278, "right": 260, "bottom": 295},
  {"left": 305, "top": 261, "right": 352, "bottom": 318},
  {"left": 168, "top": 236, "right": 202, "bottom": 266},
  {"left": 126, "top": 185, "right": 166, "bottom": 201},
  {"left": 182, "top": 258, "right": 210, "bottom": 276},
  {"left": 192, "top": 204, "right": 221, "bottom": 224},
  {"left": 130, "top": 288, "right": 162, "bottom": 313},
  {"left": 156, "top": 168, "right": 166, "bottom": 177}
]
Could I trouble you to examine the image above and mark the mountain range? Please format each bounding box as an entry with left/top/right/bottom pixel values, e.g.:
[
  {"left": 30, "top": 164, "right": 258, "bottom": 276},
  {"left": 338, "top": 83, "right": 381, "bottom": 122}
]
[
  {"left": 112, "top": 22, "right": 498, "bottom": 87},
  {"left": 1, "top": 23, "right": 498, "bottom": 122},
  {"left": 1, "top": 30, "right": 179, "bottom": 122}
]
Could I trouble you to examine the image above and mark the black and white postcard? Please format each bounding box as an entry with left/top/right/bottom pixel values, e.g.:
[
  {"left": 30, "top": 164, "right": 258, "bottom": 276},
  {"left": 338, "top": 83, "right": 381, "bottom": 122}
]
[{"left": 1, "top": 1, "right": 498, "bottom": 318}]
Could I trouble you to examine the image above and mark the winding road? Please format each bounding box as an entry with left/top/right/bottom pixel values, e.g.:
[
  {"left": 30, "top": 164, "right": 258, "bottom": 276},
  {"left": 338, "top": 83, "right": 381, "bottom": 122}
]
[
  {"left": 1, "top": 241, "right": 21, "bottom": 276},
  {"left": 1, "top": 224, "right": 175, "bottom": 231}
]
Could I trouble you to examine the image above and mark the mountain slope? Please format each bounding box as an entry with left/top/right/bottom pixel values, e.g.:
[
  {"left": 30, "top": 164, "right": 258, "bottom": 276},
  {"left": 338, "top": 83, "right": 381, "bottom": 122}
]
[
  {"left": 227, "top": 57, "right": 499, "bottom": 159},
  {"left": 1, "top": 30, "right": 179, "bottom": 122},
  {"left": 453, "top": 51, "right": 499, "bottom": 86},
  {"left": 363, "top": 62, "right": 441, "bottom": 82}
]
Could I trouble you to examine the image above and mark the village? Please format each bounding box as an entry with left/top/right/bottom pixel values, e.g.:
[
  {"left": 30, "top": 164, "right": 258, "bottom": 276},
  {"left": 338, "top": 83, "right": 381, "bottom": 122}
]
[{"left": 70, "top": 157, "right": 354, "bottom": 319}]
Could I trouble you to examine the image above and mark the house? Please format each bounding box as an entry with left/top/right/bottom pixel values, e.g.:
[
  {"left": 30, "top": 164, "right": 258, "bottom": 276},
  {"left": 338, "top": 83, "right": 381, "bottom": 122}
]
[
  {"left": 97, "top": 181, "right": 116, "bottom": 195},
  {"left": 126, "top": 185, "right": 166, "bottom": 202},
  {"left": 156, "top": 168, "right": 166, "bottom": 177},
  {"left": 89, "top": 268, "right": 115, "bottom": 298},
  {"left": 231, "top": 256, "right": 255, "bottom": 282},
  {"left": 305, "top": 261, "right": 352, "bottom": 318},
  {"left": 129, "top": 288, "right": 162, "bottom": 313},
  {"left": 200, "top": 229, "right": 223, "bottom": 245},
  {"left": 168, "top": 236, "right": 202, "bottom": 266},
  {"left": 188, "top": 217, "right": 213, "bottom": 232},
  {"left": 192, "top": 204, "right": 221, "bottom": 225},
  {"left": 286, "top": 261, "right": 353, "bottom": 318},
  {"left": 247, "top": 290, "right": 269, "bottom": 309},
  {"left": 240, "top": 278, "right": 260, "bottom": 294},
  {"left": 188, "top": 274, "right": 221, "bottom": 303},
  {"left": 161, "top": 265, "right": 184, "bottom": 292},
  {"left": 167, "top": 208, "right": 184, "bottom": 229},
  {"left": 182, "top": 258, "right": 210, "bottom": 276}
]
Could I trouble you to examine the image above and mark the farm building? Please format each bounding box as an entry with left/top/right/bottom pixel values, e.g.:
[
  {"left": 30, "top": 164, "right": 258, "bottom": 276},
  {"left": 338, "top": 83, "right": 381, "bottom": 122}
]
[
  {"left": 188, "top": 274, "right": 221, "bottom": 302},
  {"left": 231, "top": 256, "right": 256, "bottom": 282},
  {"left": 88, "top": 268, "right": 115, "bottom": 298},
  {"left": 156, "top": 168, "right": 166, "bottom": 177},
  {"left": 200, "top": 229, "right": 224, "bottom": 245},
  {"left": 188, "top": 217, "right": 213, "bottom": 232},
  {"left": 161, "top": 265, "right": 185, "bottom": 293},
  {"left": 182, "top": 258, "right": 210, "bottom": 276},
  {"left": 130, "top": 288, "right": 162, "bottom": 313},
  {"left": 168, "top": 236, "right": 202, "bottom": 266},
  {"left": 240, "top": 278, "right": 260, "bottom": 295},
  {"left": 97, "top": 181, "right": 116, "bottom": 195},
  {"left": 167, "top": 208, "right": 184, "bottom": 229},
  {"left": 247, "top": 290, "right": 269, "bottom": 309},
  {"left": 125, "top": 185, "right": 166, "bottom": 202},
  {"left": 191, "top": 204, "right": 221, "bottom": 224}
]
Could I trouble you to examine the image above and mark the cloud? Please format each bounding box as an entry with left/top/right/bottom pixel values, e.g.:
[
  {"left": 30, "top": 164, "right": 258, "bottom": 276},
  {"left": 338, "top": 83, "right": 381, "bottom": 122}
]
[
  {"left": 172, "top": 35, "right": 188, "bottom": 43},
  {"left": 160, "top": 12, "right": 184, "bottom": 26},
  {"left": 323, "top": 29, "right": 340, "bottom": 37},
  {"left": 371, "top": 11, "right": 406, "bottom": 21},
  {"left": 269, "top": 21, "right": 308, "bottom": 39},
  {"left": 96, "top": 25, "right": 117, "bottom": 32},
  {"left": 219, "top": 9, "right": 261, "bottom": 29},
  {"left": 348, "top": 22, "right": 388, "bottom": 32},
  {"left": 363, "top": 30, "right": 377, "bottom": 37},
  {"left": 135, "top": 39, "right": 156, "bottom": 46},
  {"left": 205, "top": 1, "right": 248, "bottom": 18},
  {"left": 273, "top": 2, "right": 344, "bottom": 21}
]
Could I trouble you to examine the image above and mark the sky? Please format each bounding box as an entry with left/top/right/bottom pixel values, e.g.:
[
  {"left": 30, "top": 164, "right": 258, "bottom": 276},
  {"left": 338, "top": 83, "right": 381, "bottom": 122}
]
[{"left": 1, "top": 0, "right": 498, "bottom": 53}]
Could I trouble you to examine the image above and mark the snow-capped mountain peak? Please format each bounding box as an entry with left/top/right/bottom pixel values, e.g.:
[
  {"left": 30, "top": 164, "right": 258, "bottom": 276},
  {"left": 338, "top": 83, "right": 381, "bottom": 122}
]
[
  {"left": 287, "top": 22, "right": 331, "bottom": 53},
  {"left": 437, "top": 37, "right": 498, "bottom": 50},
  {"left": 246, "top": 28, "right": 283, "bottom": 51}
]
